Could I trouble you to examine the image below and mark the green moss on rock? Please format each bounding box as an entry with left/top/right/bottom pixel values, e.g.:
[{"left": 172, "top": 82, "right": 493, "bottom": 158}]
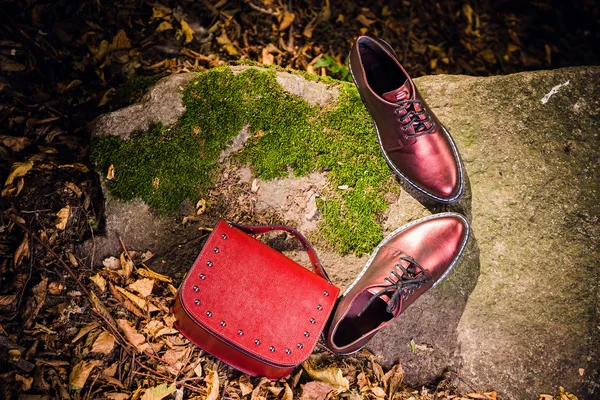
[{"left": 92, "top": 67, "right": 397, "bottom": 255}]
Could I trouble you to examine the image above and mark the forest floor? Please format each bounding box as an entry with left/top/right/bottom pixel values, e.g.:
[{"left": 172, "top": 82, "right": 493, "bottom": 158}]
[{"left": 0, "top": 0, "right": 597, "bottom": 399}]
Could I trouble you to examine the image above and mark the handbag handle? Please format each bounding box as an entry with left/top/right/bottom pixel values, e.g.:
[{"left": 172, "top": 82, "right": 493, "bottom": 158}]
[{"left": 228, "top": 222, "right": 331, "bottom": 282}]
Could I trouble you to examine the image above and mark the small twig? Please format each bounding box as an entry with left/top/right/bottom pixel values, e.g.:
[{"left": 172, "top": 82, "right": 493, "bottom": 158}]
[
  {"left": 245, "top": 0, "right": 280, "bottom": 16},
  {"left": 446, "top": 369, "right": 480, "bottom": 392},
  {"left": 133, "top": 364, "right": 204, "bottom": 393},
  {"left": 8, "top": 213, "right": 91, "bottom": 297},
  {"left": 20, "top": 209, "right": 53, "bottom": 214}
]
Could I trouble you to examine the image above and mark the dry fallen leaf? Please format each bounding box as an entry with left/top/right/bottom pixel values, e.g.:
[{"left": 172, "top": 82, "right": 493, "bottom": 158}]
[
  {"left": 90, "top": 274, "right": 107, "bottom": 292},
  {"left": 115, "top": 286, "right": 159, "bottom": 312},
  {"left": 128, "top": 278, "right": 154, "bottom": 298},
  {"left": 0, "top": 294, "right": 16, "bottom": 306},
  {"left": 15, "top": 374, "right": 33, "bottom": 391},
  {"left": 23, "top": 277, "right": 48, "bottom": 328},
  {"left": 180, "top": 19, "right": 195, "bottom": 44},
  {"left": 72, "top": 322, "right": 99, "bottom": 343},
  {"left": 300, "top": 381, "right": 334, "bottom": 400},
  {"left": 282, "top": 383, "right": 294, "bottom": 400},
  {"left": 383, "top": 364, "right": 404, "bottom": 397},
  {"left": 104, "top": 362, "right": 119, "bottom": 378},
  {"left": 279, "top": 12, "right": 296, "bottom": 31},
  {"left": 138, "top": 266, "right": 172, "bottom": 282},
  {"left": 302, "top": 357, "right": 349, "bottom": 392},
  {"left": 141, "top": 383, "right": 176, "bottom": 400},
  {"left": 371, "top": 386, "right": 386, "bottom": 399},
  {"left": 156, "top": 21, "right": 173, "bottom": 33},
  {"left": 70, "top": 360, "right": 100, "bottom": 390},
  {"left": 14, "top": 234, "right": 29, "bottom": 266},
  {"left": 48, "top": 281, "right": 65, "bottom": 295},
  {"left": 205, "top": 370, "right": 220, "bottom": 400},
  {"left": 91, "top": 330, "right": 115, "bottom": 354},
  {"left": 120, "top": 252, "right": 134, "bottom": 280},
  {"left": 111, "top": 29, "right": 131, "bottom": 50},
  {"left": 117, "top": 319, "right": 148, "bottom": 352},
  {"left": 106, "top": 393, "right": 130, "bottom": 400},
  {"left": 193, "top": 361, "right": 203, "bottom": 378},
  {"left": 5, "top": 161, "right": 33, "bottom": 186},
  {"left": 107, "top": 164, "right": 115, "bottom": 180},
  {"left": 55, "top": 205, "right": 71, "bottom": 230},
  {"left": 239, "top": 375, "right": 253, "bottom": 396}
]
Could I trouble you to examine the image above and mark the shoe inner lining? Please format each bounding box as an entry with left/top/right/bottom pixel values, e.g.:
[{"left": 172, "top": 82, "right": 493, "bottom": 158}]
[
  {"left": 333, "top": 291, "right": 393, "bottom": 348},
  {"left": 358, "top": 39, "right": 408, "bottom": 98}
]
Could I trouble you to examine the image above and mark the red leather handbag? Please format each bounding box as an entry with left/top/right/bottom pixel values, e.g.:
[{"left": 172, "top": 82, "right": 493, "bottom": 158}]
[{"left": 172, "top": 220, "right": 339, "bottom": 379}]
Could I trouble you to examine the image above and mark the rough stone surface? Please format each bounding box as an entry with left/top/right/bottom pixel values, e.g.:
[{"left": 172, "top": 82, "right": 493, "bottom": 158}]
[
  {"left": 84, "top": 66, "right": 600, "bottom": 399},
  {"left": 89, "top": 73, "right": 196, "bottom": 140}
]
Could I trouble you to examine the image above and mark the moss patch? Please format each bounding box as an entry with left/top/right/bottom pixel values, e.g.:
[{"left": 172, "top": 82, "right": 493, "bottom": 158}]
[{"left": 92, "top": 67, "right": 397, "bottom": 255}]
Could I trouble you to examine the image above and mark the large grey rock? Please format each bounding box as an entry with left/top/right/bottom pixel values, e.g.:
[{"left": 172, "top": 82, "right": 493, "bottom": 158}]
[{"left": 85, "top": 66, "right": 600, "bottom": 399}]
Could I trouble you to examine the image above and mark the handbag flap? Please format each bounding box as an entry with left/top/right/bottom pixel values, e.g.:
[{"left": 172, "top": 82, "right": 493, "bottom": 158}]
[{"left": 179, "top": 220, "right": 339, "bottom": 366}]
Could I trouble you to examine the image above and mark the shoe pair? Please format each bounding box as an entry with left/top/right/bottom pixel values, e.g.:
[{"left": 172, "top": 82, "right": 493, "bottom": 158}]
[{"left": 323, "top": 37, "right": 469, "bottom": 354}]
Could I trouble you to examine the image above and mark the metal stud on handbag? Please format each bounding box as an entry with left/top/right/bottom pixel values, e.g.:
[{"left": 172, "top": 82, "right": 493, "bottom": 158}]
[{"left": 172, "top": 220, "right": 339, "bottom": 379}]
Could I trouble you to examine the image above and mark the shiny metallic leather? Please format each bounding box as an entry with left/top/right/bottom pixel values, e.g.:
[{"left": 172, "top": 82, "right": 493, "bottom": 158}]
[
  {"left": 172, "top": 221, "right": 339, "bottom": 379},
  {"left": 348, "top": 36, "right": 464, "bottom": 203},
  {"left": 324, "top": 213, "right": 469, "bottom": 354}
]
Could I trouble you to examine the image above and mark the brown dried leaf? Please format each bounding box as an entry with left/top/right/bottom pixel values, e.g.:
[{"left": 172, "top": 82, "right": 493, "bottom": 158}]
[
  {"left": 111, "top": 30, "right": 131, "bottom": 50},
  {"left": 91, "top": 330, "right": 115, "bottom": 354},
  {"left": 48, "top": 281, "right": 64, "bottom": 295},
  {"left": 356, "top": 14, "right": 376, "bottom": 26},
  {"left": 5, "top": 160, "right": 33, "bottom": 186},
  {"left": 115, "top": 285, "right": 159, "bottom": 312},
  {"left": 205, "top": 369, "right": 220, "bottom": 400},
  {"left": 72, "top": 322, "right": 99, "bottom": 343},
  {"left": 300, "top": 382, "right": 334, "bottom": 400},
  {"left": 216, "top": 32, "right": 238, "bottom": 55},
  {"left": 64, "top": 182, "right": 83, "bottom": 197},
  {"left": 70, "top": 360, "right": 99, "bottom": 390},
  {"left": 371, "top": 386, "right": 386, "bottom": 399},
  {"left": 107, "top": 164, "right": 115, "bottom": 180},
  {"left": 141, "top": 383, "right": 176, "bottom": 400},
  {"left": 128, "top": 278, "right": 154, "bottom": 298},
  {"left": 282, "top": 383, "right": 293, "bottom": 400},
  {"left": 23, "top": 277, "right": 48, "bottom": 328},
  {"left": 90, "top": 274, "right": 107, "bottom": 292},
  {"left": 383, "top": 364, "right": 404, "bottom": 396},
  {"left": 239, "top": 375, "right": 253, "bottom": 396},
  {"left": 0, "top": 294, "right": 16, "bottom": 306},
  {"left": 302, "top": 357, "right": 349, "bottom": 392},
  {"left": 106, "top": 394, "right": 130, "bottom": 400},
  {"left": 156, "top": 21, "right": 173, "bottom": 33},
  {"left": 89, "top": 290, "right": 117, "bottom": 327},
  {"left": 120, "top": 253, "right": 134, "bottom": 280},
  {"left": 14, "top": 234, "right": 29, "bottom": 265},
  {"left": 55, "top": 205, "right": 70, "bottom": 230},
  {"left": 117, "top": 319, "right": 148, "bottom": 352},
  {"left": 15, "top": 374, "right": 33, "bottom": 391},
  {"left": 137, "top": 266, "right": 172, "bottom": 283},
  {"left": 104, "top": 362, "right": 118, "bottom": 378},
  {"left": 180, "top": 20, "right": 195, "bottom": 44},
  {"left": 279, "top": 12, "right": 295, "bottom": 31},
  {"left": 0, "top": 135, "right": 31, "bottom": 152},
  {"left": 371, "top": 360, "right": 384, "bottom": 383}
]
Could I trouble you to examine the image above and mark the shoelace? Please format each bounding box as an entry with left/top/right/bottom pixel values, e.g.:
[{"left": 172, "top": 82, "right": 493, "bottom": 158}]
[
  {"left": 393, "top": 98, "right": 435, "bottom": 138},
  {"left": 358, "top": 256, "right": 430, "bottom": 316}
]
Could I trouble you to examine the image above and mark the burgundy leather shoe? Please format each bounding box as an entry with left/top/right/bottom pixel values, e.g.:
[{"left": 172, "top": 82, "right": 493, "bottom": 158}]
[
  {"left": 324, "top": 212, "right": 469, "bottom": 354},
  {"left": 349, "top": 36, "right": 464, "bottom": 203}
]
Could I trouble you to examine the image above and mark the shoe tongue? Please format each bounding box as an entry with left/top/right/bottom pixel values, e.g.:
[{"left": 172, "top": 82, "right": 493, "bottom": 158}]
[{"left": 382, "top": 80, "right": 412, "bottom": 102}]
